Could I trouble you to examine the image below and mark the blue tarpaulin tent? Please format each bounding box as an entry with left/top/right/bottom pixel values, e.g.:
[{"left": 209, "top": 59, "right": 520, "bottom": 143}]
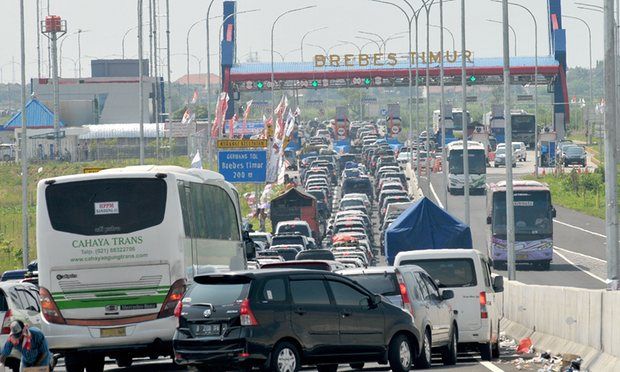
[{"left": 384, "top": 197, "right": 473, "bottom": 264}]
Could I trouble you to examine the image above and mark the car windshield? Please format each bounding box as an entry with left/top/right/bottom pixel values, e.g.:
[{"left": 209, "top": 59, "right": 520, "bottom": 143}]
[
  {"left": 341, "top": 199, "right": 364, "bottom": 208},
  {"left": 492, "top": 190, "right": 553, "bottom": 238},
  {"left": 399, "top": 259, "right": 477, "bottom": 288},
  {"left": 272, "top": 236, "right": 304, "bottom": 246},
  {"left": 565, "top": 147, "right": 584, "bottom": 155},
  {"left": 449, "top": 150, "right": 486, "bottom": 174},
  {"left": 277, "top": 224, "right": 309, "bottom": 236},
  {"left": 347, "top": 273, "right": 399, "bottom": 296}
]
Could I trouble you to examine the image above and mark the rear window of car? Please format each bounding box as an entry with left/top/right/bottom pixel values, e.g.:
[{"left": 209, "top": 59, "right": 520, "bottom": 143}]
[
  {"left": 0, "top": 291, "right": 7, "bottom": 312},
  {"left": 272, "top": 236, "right": 304, "bottom": 246},
  {"left": 46, "top": 178, "right": 167, "bottom": 236},
  {"left": 277, "top": 224, "right": 310, "bottom": 236},
  {"left": 296, "top": 251, "right": 335, "bottom": 260},
  {"left": 188, "top": 278, "right": 250, "bottom": 305},
  {"left": 399, "top": 258, "right": 477, "bottom": 288},
  {"left": 346, "top": 273, "right": 399, "bottom": 296}
]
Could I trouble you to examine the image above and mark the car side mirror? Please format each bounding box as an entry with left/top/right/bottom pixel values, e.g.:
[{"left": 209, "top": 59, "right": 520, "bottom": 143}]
[
  {"left": 368, "top": 294, "right": 381, "bottom": 308},
  {"left": 441, "top": 290, "right": 454, "bottom": 301},
  {"left": 551, "top": 208, "right": 557, "bottom": 218},
  {"left": 493, "top": 276, "right": 504, "bottom": 293},
  {"left": 486, "top": 216, "right": 492, "bottom": 225}
]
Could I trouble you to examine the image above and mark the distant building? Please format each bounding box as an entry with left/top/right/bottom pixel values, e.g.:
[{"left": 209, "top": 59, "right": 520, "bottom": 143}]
[{"left": 32, "top": 59, "right": 164, "bottom": 126}]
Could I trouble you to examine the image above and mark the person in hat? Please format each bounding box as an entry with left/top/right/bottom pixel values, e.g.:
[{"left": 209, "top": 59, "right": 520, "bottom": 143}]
[{"left": 0, "top": 320, "right": 52, "bottom": 369}]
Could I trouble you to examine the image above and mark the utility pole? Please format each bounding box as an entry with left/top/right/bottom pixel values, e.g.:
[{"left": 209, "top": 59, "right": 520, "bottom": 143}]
[
  {"left": 36, "top": 0, "right": 41, "bottom": 78},
  {"left": 440, "top": 0, "right": 448, "bottom": 211},
  {"left": 138, "top": 0, "right": 145, "bottom": 164},
  {"left": 19, "top": 0, "right": 28, "bottom": 269},
  {"left": 152, "top": 0, "right": 160, "bottom": 160},
  {"left": 42, "top": 15, "right": 67, "bottom": 159},
  {"left": 502, "top": 0, "right": 516, "bottom": 280},
  {"left": 166, "top": 0, "right": 173, "bottom": 159},
  {"left": 604, "top": 0, "right": 619, "bottom": 290},
  {"left": 461, "top": 0, "right": 470, "bottom": 225}
]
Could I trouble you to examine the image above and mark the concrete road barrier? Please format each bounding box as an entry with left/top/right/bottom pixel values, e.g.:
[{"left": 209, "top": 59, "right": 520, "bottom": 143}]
[
  {"left": 405, "top": 163, "right": 424, "bottom": 201},
  {"left": 499, "top": 280, "right": 620, "bottom": 371}
]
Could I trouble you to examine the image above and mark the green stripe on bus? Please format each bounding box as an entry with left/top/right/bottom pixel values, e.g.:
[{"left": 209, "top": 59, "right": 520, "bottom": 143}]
[
  {"left": 56, "top": 295, "right": 167, "bottom": 310},
  {"left": 51, "top": 286, "right": 169, "bottom": 296}
]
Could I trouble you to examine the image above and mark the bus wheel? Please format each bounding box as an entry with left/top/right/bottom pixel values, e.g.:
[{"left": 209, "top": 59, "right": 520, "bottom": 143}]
[
  {"left": 64, "top": 354, "right": 86, "bottom": 372},
  {"left": 116, "top": 355, "right": 133, "bottom": 368},
  {"left": 537, "top": 261, "right": 551, "bottom": 271},
  {"left": 492, "top": 260, "right": 506, "bottom": 270}
]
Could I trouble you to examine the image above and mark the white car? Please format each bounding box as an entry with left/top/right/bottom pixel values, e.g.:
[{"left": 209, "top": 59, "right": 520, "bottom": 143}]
[
  {"left": 497, "top": 143, "right": 526, "bottom": 162},
  {"left": 394, "top": 249, "right": 504, "bottom": 361},
  {"left": 397, "top": 152, "right": 410, "bottom": 164},
  {"left": 341, "top": 193, "right": 371, "bottom": 209},
  {"left": 274, "top": 221, "right": 312, "bottom": 239},
  {"left": 0, "top": 282, "right": 43, "bottom": 372}
]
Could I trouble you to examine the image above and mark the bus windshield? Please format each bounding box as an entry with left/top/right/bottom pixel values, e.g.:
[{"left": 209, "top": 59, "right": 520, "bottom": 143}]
[
  {"left": 512, "top": 115, "right": 535, "bottom": 133},
  {"left": 492, "top": 191, "right": 552, "bottom": 239},
  {"left": 448, "top": 150, "right": 486, "bottom": 174}
]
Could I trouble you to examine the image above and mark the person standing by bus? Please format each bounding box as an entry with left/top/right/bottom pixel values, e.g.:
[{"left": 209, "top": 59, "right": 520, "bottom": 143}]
[{"left": 0, "top": 320, "right": 52, "bottom": 370}]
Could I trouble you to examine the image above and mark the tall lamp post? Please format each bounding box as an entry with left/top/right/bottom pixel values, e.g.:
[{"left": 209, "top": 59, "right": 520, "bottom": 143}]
[
  {"left": 430, "top": 24, "right": 455, "bottom": 51},
  {"left": 563, "top": 15, "right": 593, "bottom": 146},
  {"left": 438, "top": 0, "right": 448, "bottom": 211},
  {"left": 487, "top": 19, "right": 517, "bottom": 56},
  {"left": 422, "top": 0, "right": 436, "bottom": 184},
  {"left": 495, "top": 1, "right": 539, "bottom": 177},
  {"left": 270, "top": 6, "right": 317, "bottom": 114},
  {"left": 300, "top": 26, "right": 327, "bottom": 62},
  {"left": 19, "top": 0, "right": 28, "bottom": 268},
  {"left": 186, "top": 18, "right": 207, "bottom": 102}
]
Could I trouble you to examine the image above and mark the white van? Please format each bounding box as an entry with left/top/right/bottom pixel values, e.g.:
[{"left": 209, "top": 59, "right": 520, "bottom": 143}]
[{"left": 394, "top": 249, "right": 504, "bottom": 360}]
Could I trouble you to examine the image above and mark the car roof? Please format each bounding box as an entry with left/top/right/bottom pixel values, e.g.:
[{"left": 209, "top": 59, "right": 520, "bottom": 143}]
[{"left": 395, "top": 248, "right": 482, "bottom": 261}]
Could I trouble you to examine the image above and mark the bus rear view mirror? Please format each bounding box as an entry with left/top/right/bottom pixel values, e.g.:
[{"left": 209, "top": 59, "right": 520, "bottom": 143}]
[
  {"left": 486, "top": 216, "right": 492, "bottom": 225},
  {"left": 551, "top": 208, "right": 557, "bottom": 218}
]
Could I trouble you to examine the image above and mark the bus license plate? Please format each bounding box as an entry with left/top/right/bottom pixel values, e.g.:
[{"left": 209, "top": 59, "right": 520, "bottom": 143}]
[
  {"left": 192, "top": 324, "right": 221, "bottom": 336},
  {"left": 101, "top": 327, "right": 126, "bottom": 338},
  {"left": 517, "top": 254, "right": 529, "bottom": 260}
]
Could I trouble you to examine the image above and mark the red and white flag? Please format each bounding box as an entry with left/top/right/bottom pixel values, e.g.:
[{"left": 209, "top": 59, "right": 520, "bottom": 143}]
[
  {"left": 228, "top": 114, "right": 238, "bottom": 139},
  {"left": 242, "top": 100, "right": 253, "bottom": 135},
  {"left": 191, "top": 89, "right": 199, "bottom": 105},
  {"left": 211, "top": 92, "right": 229, "bottom": 138},
  {"left": 273, "top": 96, "right": 288, "bottom": 140},
  {"left": 181, "top": 107, "right": 194, "bottom": 124}
]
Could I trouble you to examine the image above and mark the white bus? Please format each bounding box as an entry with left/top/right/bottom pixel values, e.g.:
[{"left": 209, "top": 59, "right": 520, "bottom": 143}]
[
  {"left": 36, "top": 165, "right": 252, "bottom": 371},
  {"left": 446, "top": 141, "right": 487, "bottom": 195}
]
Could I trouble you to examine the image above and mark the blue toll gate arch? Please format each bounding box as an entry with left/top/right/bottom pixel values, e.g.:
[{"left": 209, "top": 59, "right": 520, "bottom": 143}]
[{"left": 220, "top": 0, "right": 569, "bottom": 136}]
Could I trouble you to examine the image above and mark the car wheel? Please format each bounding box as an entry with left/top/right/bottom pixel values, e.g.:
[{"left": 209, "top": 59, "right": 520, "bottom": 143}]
[
  {"left": 85, "top": 356, "right": 105, "bottom": 372},
  {"left": 414, "top": 330, "right": 432, "bottom": 370},
  {"left": 494, "top": 164, "right": 498, "bottom": 168},
  {"left": 316, "top": 365, "right": 338, "bottom": 372},
  {"left": 492, "top": 322, "right": 501, "bottom": 359},
  {"left": 441, "top": 325, "right": 458, "bottom": 365},
  {"left": 389, "top": 333, "right": 413, "bottom": 372},
  {"left": 480, "top": 342, "right": 493, "bottom": 361},
  {"left": 4, "top": 357, "right": 20, "bottom": 372},
  {"left": 270, "top": 341, "right": 300, "bottom": 372},
  {"left": 115, "top": 355, "right": 132, "bottom": 368},
  {"left": 64, "top": 354, "right": 86, "bottom": 372},
  {"left": 349, "top": 362, "right": 365, "bottom": 370}
]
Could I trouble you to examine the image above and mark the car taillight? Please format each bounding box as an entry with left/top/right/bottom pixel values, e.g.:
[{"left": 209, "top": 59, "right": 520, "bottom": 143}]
[
  {"left": 39, "top": 287, "right": 66, "bottom": 324},
  {"left": 158, "top": 279, "right": 186, "bottom": 318},
  {"left": 1, "top": 309, "right": 13, "bottom": 334},
  {"left": 173, "top": 301, "right": 183, "bottom": 318},
  {"left": 479, "top": 291, "right": 488, "bottom": 319},
  {"left": 240, "top": 298, "right": 258, "bottom": 326},
  {"left": 396, "top": 273, "right": 414, "bottom": 315}
]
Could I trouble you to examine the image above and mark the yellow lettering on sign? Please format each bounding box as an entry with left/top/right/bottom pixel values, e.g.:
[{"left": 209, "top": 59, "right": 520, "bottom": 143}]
[
  {"left": 465, "top": 50, "right": 473, "bottom": 62},
  {"left": 446, "top": 51, "right": 458, "bottom": 63},
  {"left": 344, "top": 54, "right": 355, "bottom": 67},
  {"left": 387, "top": 53, "right": 398, "bottom": 66},
  {"left": 329, "top": 55, "right": 341, "bottom": 66},
  {"left": 373, "top": 53, "right": 384, "bottom": 66},
  {"left": 359, "top": 54, "right": 370, "bottom": 67},
  {"left": 429, "top": 51, "right": 442, "bottom": 63},
  {"left": 314, "top": 55, "right": 326, "bottom": 67}
]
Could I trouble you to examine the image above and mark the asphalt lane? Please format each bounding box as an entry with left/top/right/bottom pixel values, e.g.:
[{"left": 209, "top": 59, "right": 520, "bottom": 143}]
[{"left": 422, "top": 151, "right": 606, "bottom": 289}]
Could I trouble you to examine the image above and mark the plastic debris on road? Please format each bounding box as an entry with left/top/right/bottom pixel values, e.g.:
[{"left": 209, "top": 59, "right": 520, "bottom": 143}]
[{"left": 497, "top": 334, "right": 585, "bottom": 371}]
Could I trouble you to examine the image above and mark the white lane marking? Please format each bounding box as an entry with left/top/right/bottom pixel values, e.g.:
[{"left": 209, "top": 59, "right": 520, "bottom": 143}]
[
  {"left": 554, "top": 245, "right": 607, "bottom": 263},
  {"left": 428, "top": 177, "right": 445, "bottom": 209},
  {"left": 554, "top": 250, "right": 607, "bottom": 283},
  {"left": 479, "top": 361, "right": 505, "bottom": 372},
  {"left": 554, "top": 219, "right": 606, "bottom": 238}
]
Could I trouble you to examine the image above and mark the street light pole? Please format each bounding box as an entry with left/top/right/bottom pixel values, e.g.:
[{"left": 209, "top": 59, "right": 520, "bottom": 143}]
[
  {"left": 603, "top": 0, "right": 619, "bottom": 290},
  {"left": 300, "top": 26, "right": 327, "bottom": 62},
  {"left": 422, "top": 0, "right": 435, "bottom": 184},
  {"left": 502, "top": 0, "right": 516, "bottom": 280},
  {"left": 19, "top": 0, "right": 29, "bottom": 268},
  {"left": 138, "top": 0, "right": 145, "bottom": 165},
  {"left": 563, "top": 15, "right": 593, "bottom": 146},
  {"left": 439, "top": 0, "right": 448, "bottom": 211},
  {"left": 165, "top": 0, "right": 172, "bottom": 159},
  {"left": 461, "top": 0, "right": 470, "bottom": 226},
  {"left": 430, "top": 24, "right": 455, "bottom": 51},
  {"left": 487, "top": 19, "right": 517, "bottom": 56},
  {"left": 271, "top": 6, "right": 317, "bottom": 114},
  {"left": 500, "top": 1, "right": 539, "bottom": 177},
  {"left": 77, "top": 29, "right": 84, "bottom": 79}
]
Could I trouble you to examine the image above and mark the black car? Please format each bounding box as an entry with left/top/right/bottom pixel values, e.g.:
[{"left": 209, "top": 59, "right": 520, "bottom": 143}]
[
  {"left": 174, "top": 270, "right": 421, "bottom": 372},
  {"left": 295, "top": 249, "right": 335, "bottom": 261},
  {"left": 562, "top": 145, "right": 587, "bottom": 167}
]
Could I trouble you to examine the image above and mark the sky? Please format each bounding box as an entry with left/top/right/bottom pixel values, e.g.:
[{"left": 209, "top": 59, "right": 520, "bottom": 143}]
[{"left": 0, "top": 0, "right": 605, "bottom": 83}]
